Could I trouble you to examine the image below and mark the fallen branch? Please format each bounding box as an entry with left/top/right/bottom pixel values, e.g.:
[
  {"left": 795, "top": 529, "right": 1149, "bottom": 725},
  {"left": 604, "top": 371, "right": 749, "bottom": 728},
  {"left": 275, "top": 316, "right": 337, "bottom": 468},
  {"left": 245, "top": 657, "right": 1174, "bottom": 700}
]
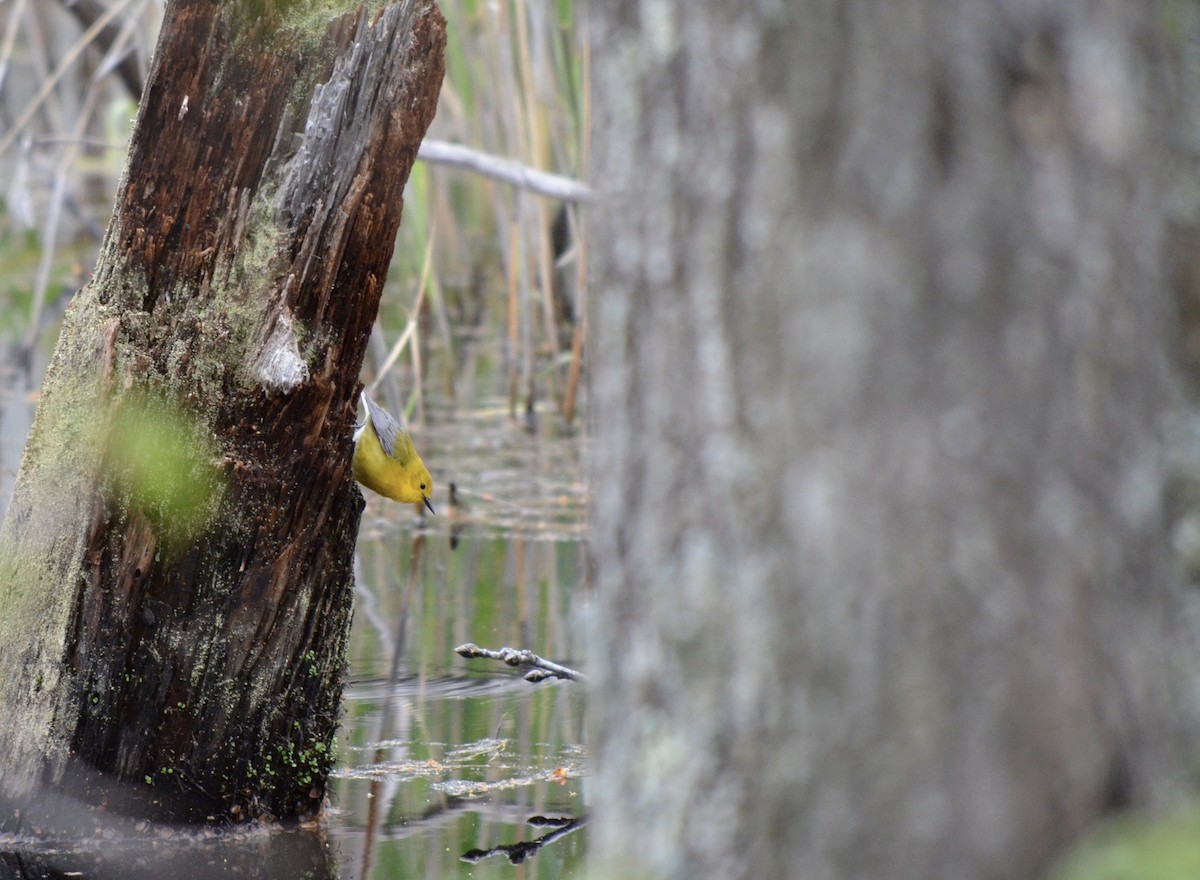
[
  {"left": 455, "top": 643, "right": 586, "bottom": 682},
  {"left": 418, "top": 139, "right": 595, "bottom": 203}
]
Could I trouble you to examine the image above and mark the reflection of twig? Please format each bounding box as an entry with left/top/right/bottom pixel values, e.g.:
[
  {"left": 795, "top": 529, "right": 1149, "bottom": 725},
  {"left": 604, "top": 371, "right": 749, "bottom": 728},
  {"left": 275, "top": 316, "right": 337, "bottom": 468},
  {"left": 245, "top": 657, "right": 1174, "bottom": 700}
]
[
  {"left": 461, "top": 815, "right": 587, "bottom": 865},
  {"left": 455, "top": 643, "right": 585, "bottom": 682}
]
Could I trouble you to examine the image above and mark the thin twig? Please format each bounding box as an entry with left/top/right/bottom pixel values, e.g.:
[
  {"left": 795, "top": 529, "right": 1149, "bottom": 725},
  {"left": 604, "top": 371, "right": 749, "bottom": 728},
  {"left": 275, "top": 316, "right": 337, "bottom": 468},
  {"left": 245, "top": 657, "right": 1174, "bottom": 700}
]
[
  {"left": 418, "top": 139, "right": 595, "bottom": 203},
  {"left": 455, "top": 642, "right": 585, "bottom": 682}
]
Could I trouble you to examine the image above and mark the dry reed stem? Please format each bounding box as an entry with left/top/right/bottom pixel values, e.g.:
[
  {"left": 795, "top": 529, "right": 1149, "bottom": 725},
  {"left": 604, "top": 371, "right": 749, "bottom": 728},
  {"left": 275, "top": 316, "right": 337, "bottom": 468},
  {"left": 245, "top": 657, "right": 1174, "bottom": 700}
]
[
  {"left": 562, "top": 210, "right": 586, "bottom": 427},
  {"left": 506, "top": 217, "right": 521, "bottom": 417},
  {"left": 369, "top": 234, "right": 435, "bottom": 423},
  {"left": 535, "top": 198, "right": 560, "bottom": 408},
  {"left": 0, "top": 0, "right": 135, "bottom": 157},
  {"left": 0, "top": 0, "right": 32, "bottom": 95}
]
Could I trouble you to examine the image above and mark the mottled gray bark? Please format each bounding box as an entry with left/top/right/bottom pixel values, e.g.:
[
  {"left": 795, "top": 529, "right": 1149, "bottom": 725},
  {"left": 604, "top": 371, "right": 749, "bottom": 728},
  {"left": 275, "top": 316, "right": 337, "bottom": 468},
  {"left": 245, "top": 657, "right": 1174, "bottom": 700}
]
[
  {"left": 0, "top": 0, "right": 444, "bottom": 826},
  {"left": 589, "top": 2, "right": 1198, "bottom": 878}
]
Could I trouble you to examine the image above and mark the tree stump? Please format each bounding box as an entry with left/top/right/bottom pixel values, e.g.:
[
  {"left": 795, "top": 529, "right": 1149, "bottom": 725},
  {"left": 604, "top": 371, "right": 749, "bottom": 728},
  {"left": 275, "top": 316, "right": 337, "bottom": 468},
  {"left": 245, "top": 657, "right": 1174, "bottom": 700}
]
[{"left": 0, "top": 0, "right": 444, "bottom": 826}]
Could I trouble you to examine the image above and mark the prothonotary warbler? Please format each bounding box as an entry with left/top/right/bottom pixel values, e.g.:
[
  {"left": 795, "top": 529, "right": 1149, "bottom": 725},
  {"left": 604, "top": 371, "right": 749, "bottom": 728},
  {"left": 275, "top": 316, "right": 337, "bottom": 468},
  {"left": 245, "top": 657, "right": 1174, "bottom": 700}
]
[{"left": 352, "top": 391, "right": 435, "bottom": 514}]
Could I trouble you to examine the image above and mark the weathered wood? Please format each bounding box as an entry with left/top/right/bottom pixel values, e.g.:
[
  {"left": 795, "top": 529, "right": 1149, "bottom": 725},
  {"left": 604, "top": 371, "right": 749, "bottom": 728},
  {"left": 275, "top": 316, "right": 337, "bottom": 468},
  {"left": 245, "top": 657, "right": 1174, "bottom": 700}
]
[
  {"left": 588, "top": 2, "right": 1197, "bottom": 879},
  {"left": 0, "top": 0, "right": 444, "bottom": 825},
  {"left": 455, "top": 642, "right": 586, "bottom": 682}
]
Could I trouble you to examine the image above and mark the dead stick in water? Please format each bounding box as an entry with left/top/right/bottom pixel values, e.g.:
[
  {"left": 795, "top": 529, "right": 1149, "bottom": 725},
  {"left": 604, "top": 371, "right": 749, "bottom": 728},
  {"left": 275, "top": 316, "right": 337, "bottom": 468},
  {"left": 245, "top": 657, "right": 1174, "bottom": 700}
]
[{"left": 456, "top": 643, "right": 586, "bottom": 682}]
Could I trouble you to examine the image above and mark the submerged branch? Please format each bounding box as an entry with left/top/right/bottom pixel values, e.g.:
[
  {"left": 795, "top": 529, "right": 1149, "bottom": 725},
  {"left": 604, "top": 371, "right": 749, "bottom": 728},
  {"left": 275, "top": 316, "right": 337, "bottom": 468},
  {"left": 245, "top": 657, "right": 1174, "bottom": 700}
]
[{"left": 455, "top": 643, "right": 586, "bottom": 682}]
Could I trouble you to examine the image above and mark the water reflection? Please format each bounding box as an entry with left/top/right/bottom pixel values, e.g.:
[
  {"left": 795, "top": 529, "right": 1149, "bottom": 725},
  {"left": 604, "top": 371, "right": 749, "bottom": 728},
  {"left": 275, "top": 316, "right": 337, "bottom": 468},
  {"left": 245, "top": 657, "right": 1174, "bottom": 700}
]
[
  {"left": 332, "top": 404, "right": 589, "bottom": 879},
  {"left": 461, "top": 815, "right": 587, "bottom": 866}
]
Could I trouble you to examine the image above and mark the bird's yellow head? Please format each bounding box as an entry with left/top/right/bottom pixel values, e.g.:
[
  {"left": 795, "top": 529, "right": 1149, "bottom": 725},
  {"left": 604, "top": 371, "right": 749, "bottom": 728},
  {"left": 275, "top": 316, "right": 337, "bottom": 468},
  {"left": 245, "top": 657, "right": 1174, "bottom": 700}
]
[
  {"left": 352, "top": 392, "right": 436, "bottom": 514},
  {"left": 406, "top": 455, "right": 435, "bottom": 514}
]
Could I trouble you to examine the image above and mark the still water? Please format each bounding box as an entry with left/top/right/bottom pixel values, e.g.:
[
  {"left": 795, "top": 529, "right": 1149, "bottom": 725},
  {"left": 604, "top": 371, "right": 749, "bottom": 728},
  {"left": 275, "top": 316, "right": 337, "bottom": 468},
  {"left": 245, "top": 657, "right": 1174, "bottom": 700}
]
[
  {"left": 0, "top": 391, "right": 590, "bottom": 880},
  {"left": 333, "top": 403, "right": 589, "bottom": 879}
]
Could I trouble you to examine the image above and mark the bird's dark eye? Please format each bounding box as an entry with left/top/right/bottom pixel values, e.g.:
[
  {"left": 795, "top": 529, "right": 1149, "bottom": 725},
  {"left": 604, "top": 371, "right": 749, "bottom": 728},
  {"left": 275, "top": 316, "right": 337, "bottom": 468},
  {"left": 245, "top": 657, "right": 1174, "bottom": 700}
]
[{"left": 420, "top": 483, "right": 426, "bottom": 491}]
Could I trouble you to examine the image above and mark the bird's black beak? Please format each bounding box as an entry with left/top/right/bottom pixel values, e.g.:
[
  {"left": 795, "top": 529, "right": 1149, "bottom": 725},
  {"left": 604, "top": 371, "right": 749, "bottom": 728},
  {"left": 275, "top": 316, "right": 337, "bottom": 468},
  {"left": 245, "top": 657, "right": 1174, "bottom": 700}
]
[{"left": 423, "top": 495, "right": 436, "bottom": 515}]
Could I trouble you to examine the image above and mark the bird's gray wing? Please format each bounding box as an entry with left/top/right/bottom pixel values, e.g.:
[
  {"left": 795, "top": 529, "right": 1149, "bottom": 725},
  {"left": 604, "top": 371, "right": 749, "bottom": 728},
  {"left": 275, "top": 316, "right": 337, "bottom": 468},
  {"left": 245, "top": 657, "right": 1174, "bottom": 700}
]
[{"left": 362, "top": 392, "right": 403, "bottom": 458}]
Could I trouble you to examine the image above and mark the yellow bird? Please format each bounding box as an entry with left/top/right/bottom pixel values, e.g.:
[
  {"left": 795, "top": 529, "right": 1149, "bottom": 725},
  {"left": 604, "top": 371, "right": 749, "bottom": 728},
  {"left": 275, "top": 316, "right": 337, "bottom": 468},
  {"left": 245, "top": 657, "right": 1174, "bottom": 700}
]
[{"left": 352, "top": 391, "right": 435, "bottom": 514}]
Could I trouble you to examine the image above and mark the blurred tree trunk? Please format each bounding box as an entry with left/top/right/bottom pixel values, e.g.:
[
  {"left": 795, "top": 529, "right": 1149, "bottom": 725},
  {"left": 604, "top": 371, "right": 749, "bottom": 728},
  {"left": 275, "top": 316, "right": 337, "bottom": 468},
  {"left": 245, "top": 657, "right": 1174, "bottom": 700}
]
[
  {"left": 589, "top": 2, "right": 1197, "bottom": 878},
  {"left": 0, "top": 0, "right": 444, "bottom": 825}
]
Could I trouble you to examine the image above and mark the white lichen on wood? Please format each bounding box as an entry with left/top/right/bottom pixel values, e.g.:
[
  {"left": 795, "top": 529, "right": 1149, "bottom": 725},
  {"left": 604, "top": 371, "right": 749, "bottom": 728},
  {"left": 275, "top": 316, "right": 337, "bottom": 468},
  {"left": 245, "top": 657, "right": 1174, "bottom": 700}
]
[{"left": 254, "top": 306, "right": 309, "bottom": 393}]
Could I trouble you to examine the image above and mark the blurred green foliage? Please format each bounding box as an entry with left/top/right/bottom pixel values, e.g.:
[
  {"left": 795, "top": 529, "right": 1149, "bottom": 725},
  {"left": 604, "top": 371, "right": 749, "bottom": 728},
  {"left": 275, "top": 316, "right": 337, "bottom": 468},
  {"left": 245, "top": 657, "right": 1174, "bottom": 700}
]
[
  {"left": 1053, "top": 808, "right": 1200, "bottom": 880},
  {"left": 103, "top": 394, "right": 224, "bottom": 546}
]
